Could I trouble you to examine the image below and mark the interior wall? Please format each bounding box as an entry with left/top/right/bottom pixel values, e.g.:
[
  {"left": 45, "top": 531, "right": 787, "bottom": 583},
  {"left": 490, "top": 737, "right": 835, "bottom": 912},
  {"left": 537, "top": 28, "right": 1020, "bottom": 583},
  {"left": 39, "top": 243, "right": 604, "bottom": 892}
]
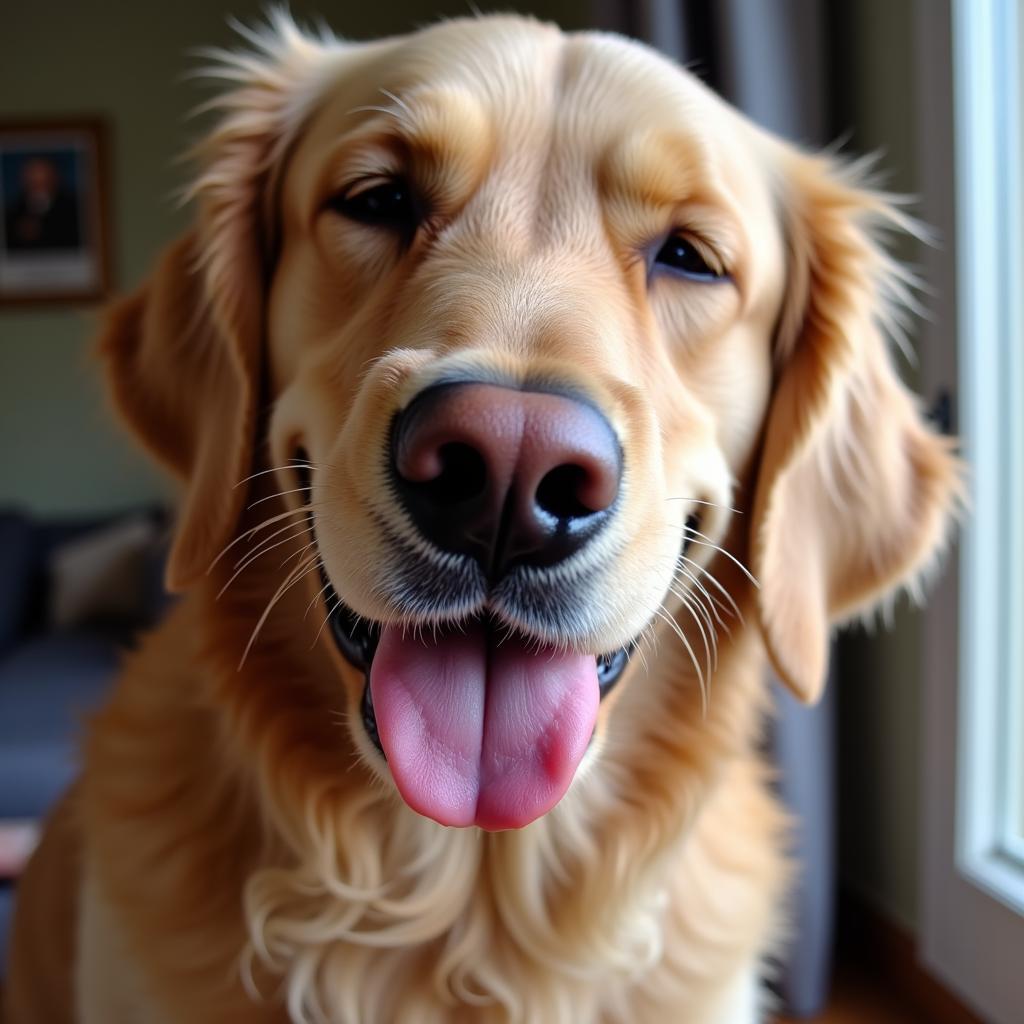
[
  {"left": 0, "top": 0, "right": 590, "bottom": 516},
  {"left": 829, "top": 0, "right": 930, "bottom": 934}
]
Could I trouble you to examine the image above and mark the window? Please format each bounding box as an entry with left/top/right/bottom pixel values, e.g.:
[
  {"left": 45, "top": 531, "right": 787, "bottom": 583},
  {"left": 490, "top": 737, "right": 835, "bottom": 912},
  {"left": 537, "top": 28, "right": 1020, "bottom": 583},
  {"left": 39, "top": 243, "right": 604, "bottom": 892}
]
[
  {"left": 955, "top": 0, "right": 1024, "bottom": 915},
  {"left": 920, "top": 1, "right": 1024, "bottom": 1021}
]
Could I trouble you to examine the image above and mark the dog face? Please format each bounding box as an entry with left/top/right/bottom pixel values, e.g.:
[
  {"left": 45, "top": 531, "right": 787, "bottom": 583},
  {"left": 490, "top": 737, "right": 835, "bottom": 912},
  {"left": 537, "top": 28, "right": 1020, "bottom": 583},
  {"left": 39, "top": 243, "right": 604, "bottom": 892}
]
[
  {"left": 101, "top": 15, "right": 956, "bottom": 831},
  {"left": 263, "top": 20, "right": 787, "bottom": 828}
]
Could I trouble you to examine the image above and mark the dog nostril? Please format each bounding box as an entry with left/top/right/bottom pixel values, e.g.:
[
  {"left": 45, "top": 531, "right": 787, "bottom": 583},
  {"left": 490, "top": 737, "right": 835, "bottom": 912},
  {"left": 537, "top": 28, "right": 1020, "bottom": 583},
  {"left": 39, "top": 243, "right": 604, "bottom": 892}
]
[
  {"left": 392, "top": 382, "right": 622, "bottom": 574},
  {"left": 535, "top": 464, "right": 596, "bottom": 520},
  {"left": 418, "top": 442, "right": 487, "bottom": 506}
]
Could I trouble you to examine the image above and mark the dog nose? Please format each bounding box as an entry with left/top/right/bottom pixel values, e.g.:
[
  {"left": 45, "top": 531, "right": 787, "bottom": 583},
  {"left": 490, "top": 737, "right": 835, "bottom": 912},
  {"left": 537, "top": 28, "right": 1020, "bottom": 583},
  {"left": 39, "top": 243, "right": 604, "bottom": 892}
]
[{"left": 392, "top": 382, "right": 621, "bottom": 578}]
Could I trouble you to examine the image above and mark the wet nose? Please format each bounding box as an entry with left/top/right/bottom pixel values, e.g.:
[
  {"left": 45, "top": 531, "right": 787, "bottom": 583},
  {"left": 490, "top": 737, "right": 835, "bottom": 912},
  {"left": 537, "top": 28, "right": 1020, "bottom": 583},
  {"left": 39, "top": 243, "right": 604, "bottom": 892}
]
[{"left": 391, "top": 382, "right": 622, "bottom": 579}]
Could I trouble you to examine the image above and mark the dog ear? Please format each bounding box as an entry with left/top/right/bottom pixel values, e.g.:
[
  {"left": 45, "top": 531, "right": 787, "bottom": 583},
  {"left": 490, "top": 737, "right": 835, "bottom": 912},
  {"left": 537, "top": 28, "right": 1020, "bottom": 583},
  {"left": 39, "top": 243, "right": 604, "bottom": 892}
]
[
  {"left": 750, "top": 152, "right": 959, "bottom": 703},
  {"left": 98, "top": 16, "right": 340, "bottom": 591},
  {"left": 98, "top": 233, "right": 259, "bottom": 591}
]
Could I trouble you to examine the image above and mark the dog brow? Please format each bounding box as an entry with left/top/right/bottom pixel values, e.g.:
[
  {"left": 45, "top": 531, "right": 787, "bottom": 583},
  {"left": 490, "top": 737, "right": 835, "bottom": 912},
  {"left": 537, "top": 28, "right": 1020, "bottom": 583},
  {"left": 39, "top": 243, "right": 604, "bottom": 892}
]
[
  {"left": 599, "top": 129, "right": 719, "bottom": 211},
  {"left": 348, "top": 86, "right": 494, "bottom": 185}
]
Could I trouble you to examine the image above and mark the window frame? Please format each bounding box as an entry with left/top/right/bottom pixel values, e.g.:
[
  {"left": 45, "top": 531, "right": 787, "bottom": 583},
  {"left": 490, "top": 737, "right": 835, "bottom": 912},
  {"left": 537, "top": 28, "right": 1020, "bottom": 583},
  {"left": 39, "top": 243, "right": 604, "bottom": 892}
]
[
  {"left": 952, "top": 0, "right": 1024, "bottom": 909},
  {"left": 918, "top": 1, "right": 1024, "bottom": 1020}
]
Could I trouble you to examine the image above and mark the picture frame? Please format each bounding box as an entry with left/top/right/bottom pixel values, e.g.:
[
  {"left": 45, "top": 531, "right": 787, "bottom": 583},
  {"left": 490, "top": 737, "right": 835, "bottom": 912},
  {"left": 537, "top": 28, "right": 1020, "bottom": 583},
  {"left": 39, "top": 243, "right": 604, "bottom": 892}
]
[{"left": 0, "top": 118, "right": 111, "bottom": 305}]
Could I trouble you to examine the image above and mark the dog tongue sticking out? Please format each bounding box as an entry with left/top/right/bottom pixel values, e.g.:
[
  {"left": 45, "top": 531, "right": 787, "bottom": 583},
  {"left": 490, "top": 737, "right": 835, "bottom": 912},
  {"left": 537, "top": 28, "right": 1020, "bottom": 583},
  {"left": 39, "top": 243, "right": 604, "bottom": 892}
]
[{"left": 369, "top": 621, "right": 599, "bottom": 830}]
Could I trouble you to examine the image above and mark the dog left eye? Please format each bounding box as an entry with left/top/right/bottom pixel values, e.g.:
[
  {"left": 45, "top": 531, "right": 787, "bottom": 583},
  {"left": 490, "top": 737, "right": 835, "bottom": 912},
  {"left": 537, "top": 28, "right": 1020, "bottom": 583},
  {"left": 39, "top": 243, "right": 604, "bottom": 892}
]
[
  {"left": 653, "top": 233, "right": 725, "bottom": 281},
  {"left": 327, "top": 178, "right": 419, "bottom": 233}
]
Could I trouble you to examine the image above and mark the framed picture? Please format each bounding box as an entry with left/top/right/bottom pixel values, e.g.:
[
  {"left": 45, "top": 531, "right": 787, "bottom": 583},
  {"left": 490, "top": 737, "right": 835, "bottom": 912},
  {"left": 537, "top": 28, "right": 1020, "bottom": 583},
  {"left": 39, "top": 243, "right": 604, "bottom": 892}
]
[{"left": 0, "top": 119, "right": 111, "bottom": 304}]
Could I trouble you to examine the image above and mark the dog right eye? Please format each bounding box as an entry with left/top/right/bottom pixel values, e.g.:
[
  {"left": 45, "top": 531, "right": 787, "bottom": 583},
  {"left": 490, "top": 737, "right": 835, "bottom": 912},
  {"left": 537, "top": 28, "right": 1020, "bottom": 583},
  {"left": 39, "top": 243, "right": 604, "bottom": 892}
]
[{"left": 326, "top": 178, "right": 420, "bottom": 233}]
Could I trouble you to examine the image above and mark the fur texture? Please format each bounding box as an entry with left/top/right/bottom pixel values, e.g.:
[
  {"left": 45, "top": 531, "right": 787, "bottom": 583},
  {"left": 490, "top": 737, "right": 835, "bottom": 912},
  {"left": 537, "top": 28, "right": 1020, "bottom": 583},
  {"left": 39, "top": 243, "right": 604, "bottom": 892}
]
[{"left": 6, "top": 13, "right": 958, "bottom": 1024}]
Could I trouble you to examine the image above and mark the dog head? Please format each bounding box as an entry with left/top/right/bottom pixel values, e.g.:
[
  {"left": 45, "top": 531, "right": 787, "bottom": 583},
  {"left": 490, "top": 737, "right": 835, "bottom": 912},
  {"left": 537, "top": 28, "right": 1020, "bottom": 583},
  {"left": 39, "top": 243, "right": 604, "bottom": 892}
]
[{"left": 100, "top": 14, "right": 956, "bottom": 831}]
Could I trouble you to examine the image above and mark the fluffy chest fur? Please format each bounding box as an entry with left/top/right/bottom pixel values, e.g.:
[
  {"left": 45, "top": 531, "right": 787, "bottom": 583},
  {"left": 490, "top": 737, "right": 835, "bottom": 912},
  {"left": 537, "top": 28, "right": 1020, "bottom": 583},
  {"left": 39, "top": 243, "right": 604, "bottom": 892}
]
[{"left": 76, "top": 558, "right": 786, "bottom": 1023}]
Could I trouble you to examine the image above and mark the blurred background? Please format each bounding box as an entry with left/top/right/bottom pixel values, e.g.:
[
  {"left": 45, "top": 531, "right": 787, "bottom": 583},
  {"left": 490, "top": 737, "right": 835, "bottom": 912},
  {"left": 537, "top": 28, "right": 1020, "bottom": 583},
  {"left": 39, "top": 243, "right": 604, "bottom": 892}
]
[{"left": 0, "top": 2, "right": 1019, "bottom": 1022}]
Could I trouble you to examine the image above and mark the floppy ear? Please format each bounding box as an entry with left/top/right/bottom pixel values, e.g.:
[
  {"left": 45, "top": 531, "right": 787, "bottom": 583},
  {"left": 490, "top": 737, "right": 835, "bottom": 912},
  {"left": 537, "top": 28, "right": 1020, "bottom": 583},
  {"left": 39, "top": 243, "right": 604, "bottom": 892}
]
[
  {"left": 98, "top": 233, "right": 258, "bottom": 591},
  {"left": 98, "top": 15, "right": 339, "bottom": 591},
  {"left": 751, "top": 151, "right": 959, "bottom": 703}
]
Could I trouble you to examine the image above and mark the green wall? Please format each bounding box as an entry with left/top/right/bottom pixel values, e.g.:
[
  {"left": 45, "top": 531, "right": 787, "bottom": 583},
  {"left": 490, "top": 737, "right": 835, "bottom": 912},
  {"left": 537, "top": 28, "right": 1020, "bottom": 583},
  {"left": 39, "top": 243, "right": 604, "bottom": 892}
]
[{"left": 0, "top": 0, "right": 590, "bottom": 515}]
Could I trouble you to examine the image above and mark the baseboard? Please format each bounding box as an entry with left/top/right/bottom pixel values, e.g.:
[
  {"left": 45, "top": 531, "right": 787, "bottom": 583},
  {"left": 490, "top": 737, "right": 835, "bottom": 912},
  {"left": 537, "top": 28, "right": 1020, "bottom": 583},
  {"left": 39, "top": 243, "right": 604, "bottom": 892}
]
[{"left": 837, "top": 892, "right": 986, "bottom": 1024}]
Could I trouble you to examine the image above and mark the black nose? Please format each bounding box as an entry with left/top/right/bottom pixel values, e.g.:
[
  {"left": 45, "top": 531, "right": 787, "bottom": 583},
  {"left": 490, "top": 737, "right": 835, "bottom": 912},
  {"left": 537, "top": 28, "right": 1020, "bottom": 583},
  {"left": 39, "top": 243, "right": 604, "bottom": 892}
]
[{"left": 391, "top": 382, "right": 622, "bottom": 579}]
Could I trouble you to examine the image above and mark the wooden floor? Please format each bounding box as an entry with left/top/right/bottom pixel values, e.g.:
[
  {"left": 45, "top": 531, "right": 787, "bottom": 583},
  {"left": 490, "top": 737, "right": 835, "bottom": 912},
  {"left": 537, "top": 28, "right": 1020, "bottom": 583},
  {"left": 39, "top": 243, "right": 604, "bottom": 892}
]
[{"left": 777, "top": 962, "right": 929, "bottom": 1023}]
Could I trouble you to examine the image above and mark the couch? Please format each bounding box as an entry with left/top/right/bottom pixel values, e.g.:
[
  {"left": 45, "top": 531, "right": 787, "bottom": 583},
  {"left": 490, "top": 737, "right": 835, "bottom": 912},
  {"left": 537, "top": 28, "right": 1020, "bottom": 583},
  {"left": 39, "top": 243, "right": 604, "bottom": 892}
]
[{"left": 0, "top": 507, "right": 168, "bottom": 975}]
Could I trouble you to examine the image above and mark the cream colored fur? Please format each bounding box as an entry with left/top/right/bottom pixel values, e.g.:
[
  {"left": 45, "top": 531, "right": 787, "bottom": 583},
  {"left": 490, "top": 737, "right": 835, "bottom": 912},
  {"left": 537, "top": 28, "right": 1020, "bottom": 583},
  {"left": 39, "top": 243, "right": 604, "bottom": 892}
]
[{"left": 5, "top": 13, "right": 958, "bottom": 1024}]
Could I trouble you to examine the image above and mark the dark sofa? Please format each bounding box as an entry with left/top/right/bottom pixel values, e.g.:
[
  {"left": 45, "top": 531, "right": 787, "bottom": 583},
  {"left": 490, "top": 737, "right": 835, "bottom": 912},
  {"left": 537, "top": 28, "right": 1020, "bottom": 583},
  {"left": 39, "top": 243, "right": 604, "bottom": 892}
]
[{"left": 0, "top": 507, "right": 167, "bottom": 976}]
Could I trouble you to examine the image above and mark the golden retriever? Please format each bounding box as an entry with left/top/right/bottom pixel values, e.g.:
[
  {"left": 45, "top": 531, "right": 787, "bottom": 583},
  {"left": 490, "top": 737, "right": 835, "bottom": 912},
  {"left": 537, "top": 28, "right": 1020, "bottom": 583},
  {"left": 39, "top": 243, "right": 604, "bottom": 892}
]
[{"left": 6, "top": 12, "right": 957, "bottom": 1023}]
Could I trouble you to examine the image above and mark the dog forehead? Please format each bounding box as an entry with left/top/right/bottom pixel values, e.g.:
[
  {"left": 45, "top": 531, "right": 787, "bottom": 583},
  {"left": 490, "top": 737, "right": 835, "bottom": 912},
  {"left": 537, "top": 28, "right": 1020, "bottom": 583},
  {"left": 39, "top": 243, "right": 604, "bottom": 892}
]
[
  {"left": 292, "top": 17, "right": 768, "bottom": 190},
  {"left": 277, "top": 16, "right": 784, "bottom": 308}
]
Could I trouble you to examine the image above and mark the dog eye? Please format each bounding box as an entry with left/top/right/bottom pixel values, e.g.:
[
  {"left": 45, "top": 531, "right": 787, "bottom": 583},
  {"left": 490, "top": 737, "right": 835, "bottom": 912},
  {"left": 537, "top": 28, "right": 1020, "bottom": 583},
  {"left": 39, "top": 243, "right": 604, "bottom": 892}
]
[
  {"left": 327, "top": 178, "right": 419, "bottom": 233},
  {"left": 653, "top": 233, "right": 725, "bottom": 281}
]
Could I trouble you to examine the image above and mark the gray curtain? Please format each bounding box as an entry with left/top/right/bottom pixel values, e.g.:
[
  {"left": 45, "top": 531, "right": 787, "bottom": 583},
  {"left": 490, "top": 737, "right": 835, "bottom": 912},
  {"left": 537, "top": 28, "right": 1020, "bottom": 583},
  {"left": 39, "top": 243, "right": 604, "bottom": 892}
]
[
  {"left": 590, "top": 2, "right": 838, "bottom": 1017},
  {"left": 595, "top": 0, "right": 828, "bottom": 138}
]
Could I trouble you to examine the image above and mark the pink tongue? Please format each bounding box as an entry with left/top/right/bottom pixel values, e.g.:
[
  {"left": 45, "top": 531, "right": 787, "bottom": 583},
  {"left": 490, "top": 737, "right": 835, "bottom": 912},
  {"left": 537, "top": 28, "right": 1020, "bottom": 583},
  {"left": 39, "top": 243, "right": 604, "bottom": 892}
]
[{"left": 369, "top": 621, "right": 599, "bottom": 830}]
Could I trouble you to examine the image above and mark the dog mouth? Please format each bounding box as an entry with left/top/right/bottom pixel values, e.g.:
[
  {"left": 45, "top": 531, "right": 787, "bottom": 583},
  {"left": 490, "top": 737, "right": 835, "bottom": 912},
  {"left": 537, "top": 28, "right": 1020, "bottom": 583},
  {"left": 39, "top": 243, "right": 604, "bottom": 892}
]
[
  {"left": 326, "top": 597, "right": 634, "bottom": 707},
  {"left": 321, "top": 568, "right": 635, "bottom": 831},
  {"left": 296, "top": 457, "right": 692, "bottom": 831}
]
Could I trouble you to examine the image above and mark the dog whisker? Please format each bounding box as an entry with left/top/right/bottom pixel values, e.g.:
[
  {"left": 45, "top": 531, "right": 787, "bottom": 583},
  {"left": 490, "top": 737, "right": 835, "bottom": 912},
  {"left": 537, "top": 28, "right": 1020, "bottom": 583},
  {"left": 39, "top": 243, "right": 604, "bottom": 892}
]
[
  {"left": 664, "top": 496, "right": 743, "bottom": 515},
  {"left": 217, "top": 522, "right": 314, "bottom": 600},
  {"left": 247, "top": 485, "right": 316, "bottom": 510},
  {"left": 278, "top": 540, "right": 317, "bottom": 571},
  {"left": 678, "top": 592, "right": 715, "bottom": 680},
  {"left": 311, "top": 589, "right": 343, "bottom": 651},
  {"left": 239, "top": 555, "right": 322, "bottom": 669},
  {"left": 667, "top": 585, "right": 719, "bottom": 673},
  {"left": 630, "top": 623, "right": 653, "bottom": 677},
  {"left": 682, "top": 525, "right": 760, "bottom": 588},
  {"left": 648, "top": 518, "right": 753, "bottom": 616},
  {"left": 233, "top": 461, "right": 322, "bottom": 489},
  {"left": 674, "top": 585, "right": 720, "bottom": 675},
  {"left": 671, "top": 562, "right": 731, "bottom": 631},
  {"left": 666, "top": 578, "right": 713, "bottom": 633},
  {"left": 304, "top": 575, "right": 334, "bottom": 622},
  {"left": 631, "top": 625, "right": 662, "bottom": 683},
  {"left": 207, "top": 502, "right": 316, "bottom": 572},
  {"left": 652, "top": 604, "right": 706, "bottom": 716},
  {"left": 677, "top": 554, "right": 744, "bottom": 624},
  {"left": 233, "top": 517, "right": 314, "bottom": 571}
]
